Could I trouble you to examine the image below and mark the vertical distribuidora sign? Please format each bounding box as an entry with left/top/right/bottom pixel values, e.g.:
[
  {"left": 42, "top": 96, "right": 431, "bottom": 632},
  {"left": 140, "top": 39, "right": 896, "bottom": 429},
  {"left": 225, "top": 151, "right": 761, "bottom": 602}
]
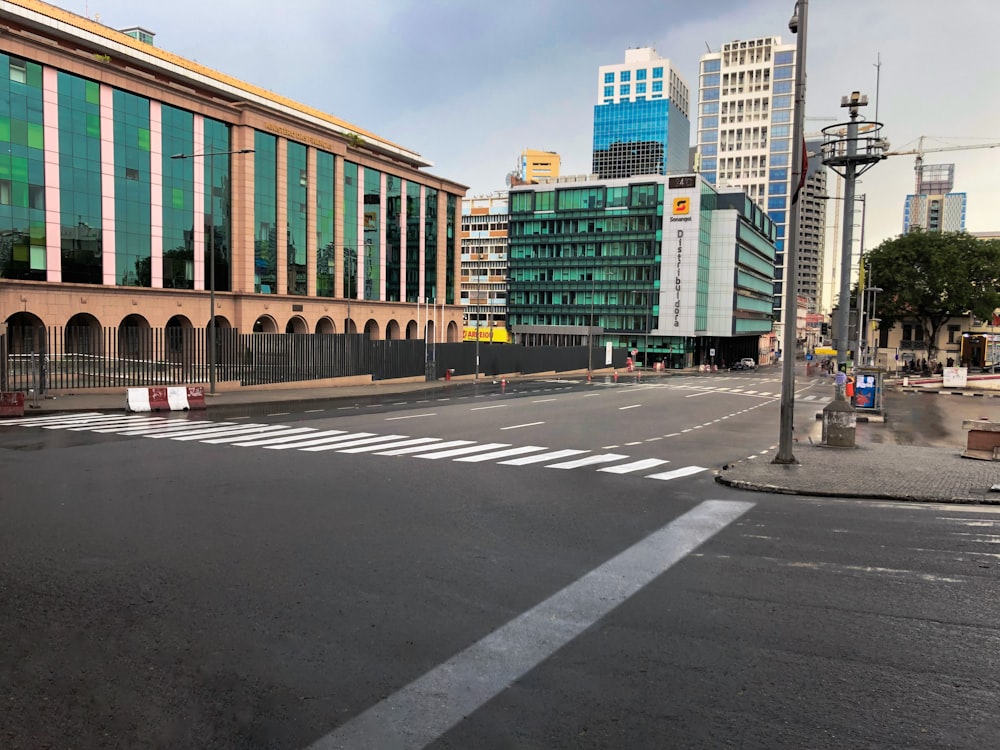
[{"left": 662, "top": 177, "right": 701, "bottom": 335}]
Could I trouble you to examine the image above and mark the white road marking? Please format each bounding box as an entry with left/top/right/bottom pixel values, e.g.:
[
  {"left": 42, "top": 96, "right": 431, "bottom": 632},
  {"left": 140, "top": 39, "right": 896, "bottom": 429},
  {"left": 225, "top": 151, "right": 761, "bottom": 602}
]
[
  {"left": 376, "top": 440, "right": 473, "bottom": 456},
  {"left": 618, "top": 404, "right": 642, "bottom": 410},
  {"left": 646, "top": 466, "right": 708, "bottom": 481},
  {"left": 471, "top": 405, "right": 507, "bottom": 411},
  {"left": 304, "top": 500, "right": 753, "bottom": 750},
  {"left": 598, "top": 458, "right": 669, "bottom": 474},
  {"left": 385, "top": 413, "right": 436, "bottom": 421},
  {"left": 116, "top": 421, "right": 230, "bottom": 436},
  {"left": 532, "top": 399, "right": 556, "bottom": 403},
  {"left": 664, "top": 432, "right": 681, "bottom": 437},
  {"left": 624, "top": 441, "right": 643, "bottom": 446},
  {"left": 302, "top": 435, "right": 408, "bottom": 452},
  {"left": 546, "top": 453, "right": 629, "bottom": 470},
  {"left": 147, "top": 423, "right": 262, "bottom": 440},
  {"left": 454, "top": 446, "right": 549, "bottom": 463},
  {"left": 498, "top": 449, "right": 587, "bottom": 466},
  {"left": 685, "top": 391, "right": 713, "bottom": 398},
  {"left": 169, "top": 424, "right": 278, "bottom": 441},
  {"left": 265, "top": 432, "right": 375, "bottom": 450},
  {"left": 203, "top": 427, "right": 315, "bottom": 445},
  {"left": 501, "top": 422, "right": 544, "bottom": 430},
  {"left": 337, "top": 437, "right": 442, "bottom": 454},
  {"left": 416, "top": 443, "right": 511, "bottom": 460},
  {"left": 305, "top": 409, "right": 325, "bottom": 413}
]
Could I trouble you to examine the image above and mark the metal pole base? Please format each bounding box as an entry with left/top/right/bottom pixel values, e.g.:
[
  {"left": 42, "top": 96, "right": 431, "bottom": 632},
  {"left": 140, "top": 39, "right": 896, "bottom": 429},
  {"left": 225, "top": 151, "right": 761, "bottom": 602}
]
[{"left": 821, "top": 399, "right": 857, "bottom": 447}]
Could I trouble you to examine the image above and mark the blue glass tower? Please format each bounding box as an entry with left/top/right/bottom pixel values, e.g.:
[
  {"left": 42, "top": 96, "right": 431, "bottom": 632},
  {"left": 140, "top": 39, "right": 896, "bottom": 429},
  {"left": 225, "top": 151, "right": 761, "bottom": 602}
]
[
  {"left": 592, "top": 99, "right": 690, "bottom": 179},
  {"left": 592, "top": 48, "right": 691, "bottom": 180}
]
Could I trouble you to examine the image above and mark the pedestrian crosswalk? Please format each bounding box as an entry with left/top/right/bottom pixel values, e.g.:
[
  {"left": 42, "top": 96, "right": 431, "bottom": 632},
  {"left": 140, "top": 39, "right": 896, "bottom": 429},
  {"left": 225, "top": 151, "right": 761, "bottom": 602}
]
[{"left": 4, "top": 412, "right": 708, "bottom": 483}]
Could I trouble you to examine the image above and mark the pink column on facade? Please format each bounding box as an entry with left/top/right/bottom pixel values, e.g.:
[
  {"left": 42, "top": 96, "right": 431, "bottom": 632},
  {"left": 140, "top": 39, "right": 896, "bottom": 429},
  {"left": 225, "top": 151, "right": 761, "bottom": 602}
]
[
  {"left": 418, "top": 184, "right": 426, "bottom": 301},
  {"left": 379, "top": 172, "right": 387, "bottom": 301},
  {"left": 99, "top": 85, "right": 116, "bottom": 285},
  {"left": 192, "top": 116, "right": 205, "bottom": 291},
  {"left": 42, "top": 67, "right": 61, "bottom": 281},
  {"left": 148, "top": 101, "right": 163, "bottom": 288},
  {"left": 355, "top": 168, "right": 364, "bottom": 300}
]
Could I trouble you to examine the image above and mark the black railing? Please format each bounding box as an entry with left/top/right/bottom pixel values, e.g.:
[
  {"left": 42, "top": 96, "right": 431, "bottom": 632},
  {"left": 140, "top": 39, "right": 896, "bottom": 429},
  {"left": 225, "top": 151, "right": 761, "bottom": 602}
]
[{"left": 3, "top": 326, "right": 625, "bottom": 393}]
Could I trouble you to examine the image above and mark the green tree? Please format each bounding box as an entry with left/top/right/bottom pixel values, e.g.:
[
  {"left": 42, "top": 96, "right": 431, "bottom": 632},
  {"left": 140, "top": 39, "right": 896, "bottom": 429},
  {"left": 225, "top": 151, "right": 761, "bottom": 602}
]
[{"left": 864, "top": 230, "right": 1000, "bottom": 359}]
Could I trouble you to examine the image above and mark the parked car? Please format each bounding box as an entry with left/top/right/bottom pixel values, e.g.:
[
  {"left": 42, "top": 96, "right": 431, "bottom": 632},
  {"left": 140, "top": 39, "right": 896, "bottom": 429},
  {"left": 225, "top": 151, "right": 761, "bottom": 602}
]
[{"left": 730, "top": 358, "right": 757, "bottom": 371}]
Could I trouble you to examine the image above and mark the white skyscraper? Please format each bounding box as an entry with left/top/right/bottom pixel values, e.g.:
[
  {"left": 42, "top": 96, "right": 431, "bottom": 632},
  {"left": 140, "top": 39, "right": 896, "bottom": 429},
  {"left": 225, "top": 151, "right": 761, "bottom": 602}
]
[{"left": 696, "top": 36, "right": 797, "bottom": 324}]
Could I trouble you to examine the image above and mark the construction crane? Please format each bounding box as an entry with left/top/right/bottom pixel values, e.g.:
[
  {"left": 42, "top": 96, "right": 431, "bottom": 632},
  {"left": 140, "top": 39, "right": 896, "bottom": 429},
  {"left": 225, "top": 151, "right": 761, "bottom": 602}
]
[{"left": 883, "top": 136, "right": 1000, "bottom": 229}]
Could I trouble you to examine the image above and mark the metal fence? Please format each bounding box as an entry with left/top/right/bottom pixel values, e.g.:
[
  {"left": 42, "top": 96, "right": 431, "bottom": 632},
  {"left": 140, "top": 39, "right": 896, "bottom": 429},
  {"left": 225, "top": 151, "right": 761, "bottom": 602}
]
[{"left": 2, "top": 326, "right": 624, "bottom": 393}]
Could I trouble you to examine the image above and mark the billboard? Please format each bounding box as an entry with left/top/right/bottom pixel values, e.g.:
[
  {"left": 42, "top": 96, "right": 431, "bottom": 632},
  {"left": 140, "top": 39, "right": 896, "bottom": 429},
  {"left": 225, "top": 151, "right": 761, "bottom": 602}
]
[
  {"left": 661, "top": 182, "right": 701, "bottom": 335},
  {"left": 463, "top": 327, "right": 510, "bottom": 343}
]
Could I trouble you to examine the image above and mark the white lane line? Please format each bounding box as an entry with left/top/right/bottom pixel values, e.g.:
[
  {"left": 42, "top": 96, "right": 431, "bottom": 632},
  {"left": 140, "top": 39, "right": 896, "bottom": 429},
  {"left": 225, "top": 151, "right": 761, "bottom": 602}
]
[
  {"left": 83, "top": 418, "right": 175, "bottom": 433},
  {"left": 416, "top": 443, "right": 510, "bottom": 460},
  {"left": 202, "top": 427, "right": 316, "bottom": 445},
  {"left": 664, "top": 432, "right": 681, "bottom": 438},
  {"left": 532, "top": 399, "right": 556, "bottom": 403},
  {"left": 684, "top": 391, "right": 714, "bottom": 398},
  {"left": 115, "top": 421, "right": 229, "bottom": 436},
  {"left": 624, "top": 441, "right": 642, "bottom": 446},
  {"left": 385, "top": 413, "right": 437, "bottom": 421},
  {"left": 180, "top": 424, "right": 297, "bottom": 442},
  {"left": 501, "top": 422, "right": 544, "bottom": 430},
  {"left": 42, "top": 415, "right": 138, "bottom": 429},
  {"left": 302, "top": 435, "right": 408, "bottom": 452},
  {"left": 646, "top": 466, "right": 708, "bottom": 481},
  {"left": 337, "top": 406, "right": 356, "bottom": 410},
  {"left": 453, "top": 446, "right": 548, "bottom": 463},
  {"left": 66, "top": 416, "right": 164, "bottom": 431},
  {"left": 598, "top": 458, "right": 669, "bottom": 474},
  {"left": 11, "top": 412, "right": 104, "bottom": 425},
  {"left": 265, "top": 432, "right": 375, "bottom": 450},
  {"left": 169, "top": 424, "right": 278, "bottom": 441},
  {"left": 147, "top": 423, "right": 257, "bottom": 439},
  {"left": 645, "top": 437, "right": 663, "bottom": 442},
  {"left": 546, "top": 453, "right": 629, "bottom": 470},
  {"left": 337, "top": 437, "right": 443, "bottom": 454},
  {"left": 305, "top": 409, "right": 325, "bottom": 413},
  {"left": 376, "top": 440, "right": 473, "bottom": 456},
  {"left": 602, "top": 445, "right": 620, "bottom": 449},
  {"left": 619, "top": 404, "right": 641, "bottom": 411},
  {"left": 231, "top": 429, "right": 328, "bottom": 447},
  {"left": 498, "top": 449, "right": 587, "bottom": 466},
  {"left": 305, "top": 500, "right": 754, "bottom": 750},
  {"left": 267, "top": 412, "right": 291, "bottom": 416},
  {"left": 146, "top": 422, "right": 264, "bottom": 440},
  {"left": 471, "top": 405, "right": 506, "bottom": 411}
]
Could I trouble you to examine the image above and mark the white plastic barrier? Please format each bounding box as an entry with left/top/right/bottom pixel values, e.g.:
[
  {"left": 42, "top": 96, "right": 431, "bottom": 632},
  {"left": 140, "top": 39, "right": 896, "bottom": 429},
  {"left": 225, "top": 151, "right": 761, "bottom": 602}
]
[{"left": 126, "top": 386, "right": 206, "bottom": 412}]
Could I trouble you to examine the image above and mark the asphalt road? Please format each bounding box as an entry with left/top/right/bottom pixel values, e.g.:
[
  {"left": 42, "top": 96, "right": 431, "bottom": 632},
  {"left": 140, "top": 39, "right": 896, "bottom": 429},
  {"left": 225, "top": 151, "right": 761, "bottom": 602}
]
[{"left": 2, "top": 372, "right": 997, "bottom": 749}]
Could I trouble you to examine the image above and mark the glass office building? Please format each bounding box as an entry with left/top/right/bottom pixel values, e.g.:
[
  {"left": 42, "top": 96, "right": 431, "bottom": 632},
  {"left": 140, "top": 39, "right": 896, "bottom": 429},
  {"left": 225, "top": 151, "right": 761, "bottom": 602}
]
[
  {"left": 507, "top": 174, "right": 776, "bottom": 368},
  {"left": 592, "top": 48, "right": 691, "bottom": 180},
  {"left": 0, "top": 0, "right": 465, "bottom": 344}
]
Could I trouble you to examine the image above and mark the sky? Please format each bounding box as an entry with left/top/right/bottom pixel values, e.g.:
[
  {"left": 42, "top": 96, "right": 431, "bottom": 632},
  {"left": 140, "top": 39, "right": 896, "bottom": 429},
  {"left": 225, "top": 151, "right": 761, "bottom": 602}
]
[{"left": 53, "top": 0, "right": 1000, "bottom": 251}]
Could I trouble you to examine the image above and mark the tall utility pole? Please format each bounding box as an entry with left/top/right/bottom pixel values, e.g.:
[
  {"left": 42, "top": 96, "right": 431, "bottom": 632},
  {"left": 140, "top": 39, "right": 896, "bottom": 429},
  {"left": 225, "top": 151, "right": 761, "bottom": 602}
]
[
  {"left": 819, "top": 93, "right": 885, "bottom": 446},
  {"left": 774, "top": 0, "right": 808, "bottom": 464}
]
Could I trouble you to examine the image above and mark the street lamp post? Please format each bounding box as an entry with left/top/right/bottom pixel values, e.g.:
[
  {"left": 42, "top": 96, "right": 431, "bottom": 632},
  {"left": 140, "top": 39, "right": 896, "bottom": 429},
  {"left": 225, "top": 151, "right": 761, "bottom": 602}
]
[
  {"left": 775, "top": 0, "right": 809, "bottom": 464},
  {"left": 171, "top": 147, "right": 253, "bottom": 394}
]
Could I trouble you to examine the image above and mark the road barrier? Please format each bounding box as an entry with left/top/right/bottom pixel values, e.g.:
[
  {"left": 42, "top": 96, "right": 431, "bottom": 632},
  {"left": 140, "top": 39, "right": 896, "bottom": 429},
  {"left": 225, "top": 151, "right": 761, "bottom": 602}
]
[
  {"left": 0, "top": 391, "right": 25, "bottom": 417},
  {"left": 126, "top": 386, "right": 208, "bottom": 413}
]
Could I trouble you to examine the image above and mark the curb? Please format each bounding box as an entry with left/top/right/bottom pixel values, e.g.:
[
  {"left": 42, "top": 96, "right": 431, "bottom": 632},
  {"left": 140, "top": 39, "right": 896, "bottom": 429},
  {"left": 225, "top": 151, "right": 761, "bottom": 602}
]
[{"left": 713, "top": 474, "right": 999, "bottom": 505}]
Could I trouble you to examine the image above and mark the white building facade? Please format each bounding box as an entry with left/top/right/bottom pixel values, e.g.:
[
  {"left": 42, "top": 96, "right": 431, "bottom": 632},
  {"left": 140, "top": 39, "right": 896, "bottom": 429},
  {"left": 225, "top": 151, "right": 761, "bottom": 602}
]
[{"left": 696, "top": 36, "right": 797, "bottom": 327}]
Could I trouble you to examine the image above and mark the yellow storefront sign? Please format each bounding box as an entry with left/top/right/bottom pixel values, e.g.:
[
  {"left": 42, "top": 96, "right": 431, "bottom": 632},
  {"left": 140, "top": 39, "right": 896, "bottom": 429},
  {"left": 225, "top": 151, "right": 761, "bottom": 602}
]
[{"left": 463, "top": 327, "right": 509, "bottom": 343}]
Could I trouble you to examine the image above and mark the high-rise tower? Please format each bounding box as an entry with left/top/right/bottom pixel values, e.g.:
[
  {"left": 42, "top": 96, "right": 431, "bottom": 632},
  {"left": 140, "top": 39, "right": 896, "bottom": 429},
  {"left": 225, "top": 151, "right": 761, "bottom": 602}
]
[
  {"left": 696, "top": 36, "right": 797, "bottom": 323},
  {"left": 592, "top": 48, "right": 690, "bottom": 179}
]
